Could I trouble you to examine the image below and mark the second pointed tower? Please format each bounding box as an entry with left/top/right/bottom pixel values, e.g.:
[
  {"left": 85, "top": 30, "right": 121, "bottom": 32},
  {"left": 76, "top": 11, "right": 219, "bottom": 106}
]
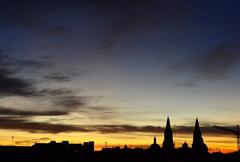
[
  {"left": 162, "top": 117, "right": 174, "bottom": 151},
  {"left": 192, "top": 118, "right": 208, "bottom": 154}
]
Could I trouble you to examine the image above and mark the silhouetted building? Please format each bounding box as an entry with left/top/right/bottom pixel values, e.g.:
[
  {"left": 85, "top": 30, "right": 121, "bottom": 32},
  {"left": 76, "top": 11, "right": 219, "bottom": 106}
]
[
  {"left": 149, "top": 136, "right": 161, "bottom": 151},
  {"left": 83, "top": 141, "right": 94, "bottom": 153},
  {"left": 123, "top": 144, "right": 130, "bottom": 151},
  {"left": 162, "top": 117, "right": 174, "bottom": 151},
  {"left": 192, "top": 118, "right": 208, "bottom": 154},
  {"left": 33, "top": 140, "right": 94, "bottom": 153},
  {"left": 182, "top": 141, "right": 189, "bottom": 150}
]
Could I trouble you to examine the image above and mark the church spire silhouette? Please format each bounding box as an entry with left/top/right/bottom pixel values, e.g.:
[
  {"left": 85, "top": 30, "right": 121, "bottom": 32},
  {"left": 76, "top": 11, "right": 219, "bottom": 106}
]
[
  {"left": 192, "top": 118, "right": 208, "bottom": 154},
  {"left": 162, "top": 117, "right": 174, "bottom": 151}
]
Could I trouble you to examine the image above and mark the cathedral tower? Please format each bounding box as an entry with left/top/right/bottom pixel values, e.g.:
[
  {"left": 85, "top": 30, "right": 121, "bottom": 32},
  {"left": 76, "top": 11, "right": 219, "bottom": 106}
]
[
  {"left": 162, "top": 117, "right": 174, "bottom": 151},
  {"left": 192, "top": 118, "right": 208, "bottom": 154}
]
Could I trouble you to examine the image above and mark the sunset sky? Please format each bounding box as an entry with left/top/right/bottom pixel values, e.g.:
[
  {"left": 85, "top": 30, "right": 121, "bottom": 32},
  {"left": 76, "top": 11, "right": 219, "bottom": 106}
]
[{"left": 0, "top": 0, "right": 240, "bottom": 153}]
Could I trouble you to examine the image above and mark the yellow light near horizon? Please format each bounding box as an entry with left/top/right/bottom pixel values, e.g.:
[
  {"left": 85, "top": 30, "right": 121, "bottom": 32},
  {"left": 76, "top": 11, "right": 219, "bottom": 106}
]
[{"left": 0, "top": 130, "right": 237, "bottom": 153}]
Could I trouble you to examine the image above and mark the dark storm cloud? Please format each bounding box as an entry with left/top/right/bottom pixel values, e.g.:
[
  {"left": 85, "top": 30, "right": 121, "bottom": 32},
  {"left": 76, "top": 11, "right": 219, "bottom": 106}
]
[
  {"left": 195, "top": 44, "right": 240, "bottom": 80},
  {"left": 0, "top": 106, "right": 69, "bottom": 116}
]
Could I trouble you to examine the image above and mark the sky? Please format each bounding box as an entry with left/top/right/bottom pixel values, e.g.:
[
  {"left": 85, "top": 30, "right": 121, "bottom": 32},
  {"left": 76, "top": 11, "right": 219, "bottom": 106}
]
[{"left": 0, "top": 0, "right": 240, "bottom": 152}]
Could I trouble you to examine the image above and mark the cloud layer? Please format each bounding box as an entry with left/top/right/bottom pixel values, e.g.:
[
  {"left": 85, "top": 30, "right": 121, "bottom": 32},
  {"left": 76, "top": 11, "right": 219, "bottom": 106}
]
[{"left": 0, "top": 115, "right": 234, "bottom": 135}]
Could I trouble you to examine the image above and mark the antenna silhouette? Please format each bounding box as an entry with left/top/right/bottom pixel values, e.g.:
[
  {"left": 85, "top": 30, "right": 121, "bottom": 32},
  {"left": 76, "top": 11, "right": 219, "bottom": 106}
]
[
  {"left": 214, "top": 125, "right": 240, "bottom": 151},
  {"left": 12, "top": 136, "right": 14, "bottom": 146}
]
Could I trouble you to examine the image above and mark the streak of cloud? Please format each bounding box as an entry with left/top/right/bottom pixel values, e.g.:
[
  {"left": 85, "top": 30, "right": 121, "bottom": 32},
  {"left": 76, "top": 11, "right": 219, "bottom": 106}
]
[
  {"left": 0, "top": 106, "right": 69, "bottom": 116},
  {"left": 195, "top": 44, "right": 240, "bottom": 80},
  {"left": 0, "top": 115, "right": 236, "bottom": 135}
]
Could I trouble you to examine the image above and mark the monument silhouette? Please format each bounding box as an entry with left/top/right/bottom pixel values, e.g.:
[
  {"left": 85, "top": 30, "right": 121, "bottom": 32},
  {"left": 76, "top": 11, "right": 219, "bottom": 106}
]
[
  {"left": 192, "top": 118, "right": 208, "bottom": 154},
  {"left": 149, "top": 136, "right": 160, "bottom": 151},
  {"left": 162, "top": 117, "right": 174, "bottom": 151}
]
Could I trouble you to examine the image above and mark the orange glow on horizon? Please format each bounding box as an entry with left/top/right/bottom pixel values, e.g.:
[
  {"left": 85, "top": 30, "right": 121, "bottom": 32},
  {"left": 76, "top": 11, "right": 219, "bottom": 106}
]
[{"left": 0, "top": 129, "right": 237, "bottom": 153}]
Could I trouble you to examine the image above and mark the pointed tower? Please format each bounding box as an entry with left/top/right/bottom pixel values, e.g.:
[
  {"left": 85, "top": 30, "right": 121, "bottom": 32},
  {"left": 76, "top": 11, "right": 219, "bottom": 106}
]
[
  {"left": 192, "top": 118, "right": 208, "bottom": 153},
  {"left": 162, "top": 117, "right": 174, "bottom": 151}
]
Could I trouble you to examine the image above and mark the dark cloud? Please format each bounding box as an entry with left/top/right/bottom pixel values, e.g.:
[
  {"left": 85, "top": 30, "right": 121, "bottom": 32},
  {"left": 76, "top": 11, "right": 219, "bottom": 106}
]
[
  {"left": 38, "top": 88, "right": 76, "bottom": 96},
  {"left": 0, "top": 116, "right": 235, "bottom": 135},
  {"left": 92, "top": 125, "right": 164, "bottom": 134},
  {"left": 0, "top": 68, "right": 37, "bottom": 97},
  {"left": 195, "top": 44, "right": 240, "bottom": 80},
  {"left": 52, "top": 96, "right": 87, "bottom": 110},
  {"left": 0, "top": 52, "right": 79, "bottom": 98},
  {"left": 0, "top": 55, "right": 43, "bottom": 97},
  {"left": 91, "top": 124, "right": 236, "bottom": 135},
  {"left": 43, "top": 73, "right": 71, "bottom": 82},
  {"left": 0, "top": 116, "right": 164, "bottom": 133},
  {"left": 0, "top": 106, "right": 69, "bottom": 116},
  {"left": 83, "top": 106, "right": 117, "bottom": 120},
  {"left": 0, "top": 116, "right": 91, "bottom": 133},
  {"left": 175, "top": 44, "right": 240, "bottom": 87}
]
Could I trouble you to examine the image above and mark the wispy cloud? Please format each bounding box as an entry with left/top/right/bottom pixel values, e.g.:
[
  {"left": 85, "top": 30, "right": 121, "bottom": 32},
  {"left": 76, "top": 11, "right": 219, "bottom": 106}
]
[
  {"left": 175, "top": 43, "right": 240, "bottom": 87},
  {"left": 15, "top": 137, "right": 51, "bottom": 145},
  {"left": 0, "top": 64, "right": 37, "bottom": 97},
  {"left": 43, "top": 73, "right": 71, "bottom": 82},
  {"left": 174, "top": 81, "right": 197, "bottom": 88},
  {"left": 0, "top": 117, "right": 91, "bottom": 133},
  {"left": 0, "top": 106, "right": 69, "bottom": 116},
  {"left": 195, "top": 44, "right": 240, "bottom": 80},
  {"left": 38, "top": 88, "right": 76, "bottom": 96},
  {"left": 52, "top": 96, "right": 87, "bottom": 110}
]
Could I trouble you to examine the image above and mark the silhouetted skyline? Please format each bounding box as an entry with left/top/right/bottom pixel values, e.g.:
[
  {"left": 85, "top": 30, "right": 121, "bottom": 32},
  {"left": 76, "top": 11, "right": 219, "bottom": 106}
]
[
  {"left": 0, "top": 117, "right": 239, "bottom": 162},
  {"left": 0, "top": 0, "right": 240, "bottom": 153}
]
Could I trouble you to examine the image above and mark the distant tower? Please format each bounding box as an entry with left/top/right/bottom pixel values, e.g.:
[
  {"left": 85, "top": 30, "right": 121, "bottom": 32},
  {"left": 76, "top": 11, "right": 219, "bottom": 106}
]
[
  {"left": 192, "top": 118, "right": 208, "bottom": 154},
  {"left": 162, "top": 117, "right": 174, "bottom": 151},
  {"left": 182, "top": 141, "right": 189, "bottom": 149},
  {"left": 149, "top": 136, "right": 160, "bottom": 151},
  {"left": 154, "top": 136, "right": 157, "bottom": 145}
]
